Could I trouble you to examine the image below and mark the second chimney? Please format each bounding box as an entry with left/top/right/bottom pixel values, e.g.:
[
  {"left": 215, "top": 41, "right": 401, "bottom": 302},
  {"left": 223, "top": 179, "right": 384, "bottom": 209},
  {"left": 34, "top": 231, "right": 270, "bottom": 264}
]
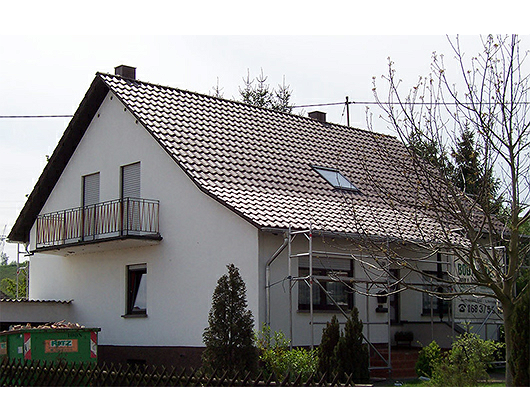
[
  {"left": 115, "top": 65, "right": 136, "bottom": 79},
  {"left": 308, "top": 110, "right": 326, "bottom": 123}
]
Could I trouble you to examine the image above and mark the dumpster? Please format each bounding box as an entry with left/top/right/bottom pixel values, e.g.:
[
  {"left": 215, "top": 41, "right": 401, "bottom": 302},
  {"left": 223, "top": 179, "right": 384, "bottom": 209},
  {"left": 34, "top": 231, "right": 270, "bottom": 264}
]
[{"left": 0, "top": 321, "right": 100, "bottom": 364}]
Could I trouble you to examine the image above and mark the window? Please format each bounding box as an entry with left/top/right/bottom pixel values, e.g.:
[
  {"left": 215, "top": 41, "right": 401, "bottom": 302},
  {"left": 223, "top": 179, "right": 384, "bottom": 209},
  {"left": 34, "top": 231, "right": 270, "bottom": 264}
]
[
  {"left": 389, "top": 269, "right": 400, "bottom": 324},
  {"left": 421, "top": 271, "right": 450, "bottom": 317},
  {"left": 121, "top": 162, "right": 141, "bottom": 232},
  {"left": 126, "top": 264, "right": 147, "bottom": 316},
  {"left": 312, "top": 166, "right": 358, "bottom": 191},
  {"left": 121, "top": 162, "right": 141, "bottom": 199},
  {"left": 82, "top": 172, "right": 100, "bottom": 239},
  {"left": 82, "top": 172, "right": 100, "bottom": 207},
  {"left": 298, "top": 257, "right": 354, "bottom": 311}
]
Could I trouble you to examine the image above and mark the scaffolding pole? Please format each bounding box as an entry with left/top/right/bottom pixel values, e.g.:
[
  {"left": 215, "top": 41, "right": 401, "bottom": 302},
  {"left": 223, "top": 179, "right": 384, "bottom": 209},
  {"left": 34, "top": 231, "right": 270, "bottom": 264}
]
[{"left": 284, "top": 226, "right": 391, "bottom": 372}]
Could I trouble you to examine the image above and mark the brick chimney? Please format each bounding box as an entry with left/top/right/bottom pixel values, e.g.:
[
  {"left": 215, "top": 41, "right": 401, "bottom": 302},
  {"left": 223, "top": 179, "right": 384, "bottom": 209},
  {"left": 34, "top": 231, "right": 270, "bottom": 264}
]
[
  {"left": 308, "top": 110, "right": 326, "bottom": 123},
  {"left": 115, "top": 65, "right": 136, "bottom": 79}
]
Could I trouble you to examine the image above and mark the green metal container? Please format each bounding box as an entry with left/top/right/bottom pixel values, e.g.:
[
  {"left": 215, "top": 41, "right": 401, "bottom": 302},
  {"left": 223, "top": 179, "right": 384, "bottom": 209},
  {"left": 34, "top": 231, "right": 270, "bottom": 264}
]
[{"left": 0, "top": 327, "right": 100, "bottom": 364}]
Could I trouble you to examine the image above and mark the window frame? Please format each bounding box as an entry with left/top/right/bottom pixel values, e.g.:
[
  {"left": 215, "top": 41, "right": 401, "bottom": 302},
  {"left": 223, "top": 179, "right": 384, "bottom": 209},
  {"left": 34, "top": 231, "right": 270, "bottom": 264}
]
[
  {"left": 82, "top": 172, "right": 100, "bottom": 207},
  {"left": 124, "top": 264, "right": 148, "bottom": 317},
  {"left": 312, "top": 165, "right": 359, "bottom": 192},
  {"left": 81, "top": 172, "right": 100, "bottom": 240},
  {"left": 297, "top": 258, "right": 355, "bottom": 311},
  {"left": 421, "top": 271, "right": 450, "bottom": 317}
]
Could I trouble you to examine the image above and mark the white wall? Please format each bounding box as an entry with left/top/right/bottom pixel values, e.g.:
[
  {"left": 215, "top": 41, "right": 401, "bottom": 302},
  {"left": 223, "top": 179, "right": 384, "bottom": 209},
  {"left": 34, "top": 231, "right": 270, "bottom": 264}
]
[
  {"left": 260, "top": 232, "right": 392, "bottom": 346},
  {"left": 259, "top": 233, "right": 503, "bottom": 348},
  {"left": 28, "top": 92, "right": 259, "bottom": 347}
]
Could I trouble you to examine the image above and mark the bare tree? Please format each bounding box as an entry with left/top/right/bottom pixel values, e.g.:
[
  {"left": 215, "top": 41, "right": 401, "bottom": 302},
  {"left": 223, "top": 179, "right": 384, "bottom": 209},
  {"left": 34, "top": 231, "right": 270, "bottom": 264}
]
[{"left": 358, "top": 35, "right": 530, "bottom": 386}]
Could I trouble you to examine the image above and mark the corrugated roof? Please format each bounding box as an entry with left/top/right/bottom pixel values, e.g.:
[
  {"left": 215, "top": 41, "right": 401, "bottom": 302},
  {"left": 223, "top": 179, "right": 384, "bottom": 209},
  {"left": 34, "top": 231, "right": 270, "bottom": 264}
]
[
  {"left": 0, "top": 299, "right": 73, "bottom": 304},
  {"left": 9, "top": 72, "right": 457, "bottom": 244}
]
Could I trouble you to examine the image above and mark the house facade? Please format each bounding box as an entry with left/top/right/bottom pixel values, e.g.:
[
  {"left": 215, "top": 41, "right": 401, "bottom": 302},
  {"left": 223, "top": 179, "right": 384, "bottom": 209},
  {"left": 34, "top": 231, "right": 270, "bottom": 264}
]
[{"left": 7, "top": 66, "right": 502, "bottom": 368}]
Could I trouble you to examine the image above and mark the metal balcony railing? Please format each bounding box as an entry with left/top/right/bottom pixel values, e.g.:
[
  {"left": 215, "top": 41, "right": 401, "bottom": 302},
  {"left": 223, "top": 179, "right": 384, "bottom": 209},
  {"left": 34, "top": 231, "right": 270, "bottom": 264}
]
[{"left": 36, "top": 198, "right": 160, "bottom": 249}]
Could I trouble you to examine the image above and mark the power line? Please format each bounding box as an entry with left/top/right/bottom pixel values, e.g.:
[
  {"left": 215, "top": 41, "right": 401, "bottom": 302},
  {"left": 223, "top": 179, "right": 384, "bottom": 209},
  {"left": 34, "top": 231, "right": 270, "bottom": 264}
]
[
  {"left": 3, "top": 98, "right": 528, "bottom": 116},
  {"left": 292, "top": 101, "right": 346, "bottom": 109},
  {"left": 291, "top": 101, "right": 428, "bottom": 108},
  {"left": 293, "top": 100, "right": 530, "bottom": 109}
]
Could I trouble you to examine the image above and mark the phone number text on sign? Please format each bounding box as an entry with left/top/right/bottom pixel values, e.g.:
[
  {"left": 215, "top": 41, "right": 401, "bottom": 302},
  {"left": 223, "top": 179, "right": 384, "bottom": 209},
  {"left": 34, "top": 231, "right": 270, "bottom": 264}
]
[{"left": 454, "top": 297, "right": 501, "bottom": 320}]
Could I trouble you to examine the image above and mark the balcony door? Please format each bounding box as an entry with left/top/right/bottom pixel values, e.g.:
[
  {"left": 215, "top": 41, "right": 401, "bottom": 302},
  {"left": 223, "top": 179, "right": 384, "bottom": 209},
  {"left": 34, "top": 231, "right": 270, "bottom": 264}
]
[
  {"left": 83, "top": 172, "right": 100, "bottom": 206},
  {"left": 121, "top": 162, "right": 141, "bottom": 233},
  {"left": 82, "top": 172, "right": 100, "bottom": 240}
]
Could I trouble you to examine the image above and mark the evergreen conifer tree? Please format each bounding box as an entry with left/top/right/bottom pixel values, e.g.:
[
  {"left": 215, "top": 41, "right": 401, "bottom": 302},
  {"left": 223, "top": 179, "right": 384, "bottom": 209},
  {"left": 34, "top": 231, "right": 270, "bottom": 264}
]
[
  {"left": 334, "top": 308, "right": 370, "bottom": 382},
  {"left": 318, "top": 309, "right": 370, "bottom": 382},
  {"left": 452, "top": 123, "right": 499, "bottom": 212},
  {"left": 202, "top": 264, "right": 258, "bottom": 374},
  {"left": 510, "top": 288, "right": 529, "bottom": 386},
  {"left": 317, "top": 315, "right": 340, "bottom": 376}
]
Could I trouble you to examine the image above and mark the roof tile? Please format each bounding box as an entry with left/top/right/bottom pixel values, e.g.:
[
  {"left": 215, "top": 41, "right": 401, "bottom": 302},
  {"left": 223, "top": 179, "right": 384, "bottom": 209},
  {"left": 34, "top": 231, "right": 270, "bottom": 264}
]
[{"left": 98, "top": 73, "right": 455, "bottom": 242}]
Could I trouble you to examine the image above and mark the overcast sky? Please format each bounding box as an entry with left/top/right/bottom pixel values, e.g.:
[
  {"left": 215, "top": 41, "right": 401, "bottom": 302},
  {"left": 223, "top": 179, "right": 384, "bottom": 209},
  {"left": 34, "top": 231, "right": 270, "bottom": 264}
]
[{"left": 1, "top": 1, "right": 528, "bottom": 263}]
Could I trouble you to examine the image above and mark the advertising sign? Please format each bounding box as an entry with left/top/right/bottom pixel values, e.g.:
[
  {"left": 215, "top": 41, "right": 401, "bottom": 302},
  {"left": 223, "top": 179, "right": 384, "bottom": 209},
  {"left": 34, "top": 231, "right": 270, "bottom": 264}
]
[{"left": 452, "top": 256, "right": 502, "bottom": 321}]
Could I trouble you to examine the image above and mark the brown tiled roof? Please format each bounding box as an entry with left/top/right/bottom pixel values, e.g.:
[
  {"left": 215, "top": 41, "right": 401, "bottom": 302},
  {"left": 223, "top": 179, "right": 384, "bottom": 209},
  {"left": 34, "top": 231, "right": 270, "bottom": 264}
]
[
  {"left": 9, "top": 72, "right": 455, "bottom": 244},
  {"left": 100, "top": 73, "right": 448, "bottom": 242}
]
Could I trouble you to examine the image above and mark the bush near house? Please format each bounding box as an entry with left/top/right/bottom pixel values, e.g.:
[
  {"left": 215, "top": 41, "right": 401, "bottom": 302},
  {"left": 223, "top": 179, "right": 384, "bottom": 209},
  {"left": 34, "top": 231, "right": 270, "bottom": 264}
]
[
  {"left": 318, "top": 309, "right": 369, "bottom": 382},
  {"left": 416, "top": 334, "right": 508, "bottom": 386},
  {"left": 256, "top": 324, "right": 318, "bottom": 381},
  {"left": 200, "top": 267, "right": 381, "bottom": 384},
  {"left": 415, "top": 340, "right": 442, "bottom": 378}
]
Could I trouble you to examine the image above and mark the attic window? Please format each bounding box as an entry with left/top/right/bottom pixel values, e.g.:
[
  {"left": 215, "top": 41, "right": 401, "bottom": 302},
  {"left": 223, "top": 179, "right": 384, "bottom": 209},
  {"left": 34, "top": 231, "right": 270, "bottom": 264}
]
[{"left": 313, "top": 166, "right": 359, "bottom": 192}]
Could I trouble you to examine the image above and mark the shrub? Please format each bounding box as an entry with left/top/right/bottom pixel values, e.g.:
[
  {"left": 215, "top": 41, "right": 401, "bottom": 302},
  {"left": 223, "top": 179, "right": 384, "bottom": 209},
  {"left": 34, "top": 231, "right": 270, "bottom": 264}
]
[
  {"left": 318, "top": 309, "right": 369, "bottom": 382},
  {"left": 318, "top": 315, "right": 340, "bottom": 376},
  {"left": 256, "top": 324, "right": 318, "bottom": 381},
  {"left": 430, "top": 332, "right": 503, "bottom": 386},
  {"left": 415, "top": 341, "right": 442, "bottom": 378},
  {"left": 334, "top": 308, "right": 370, "bottom": 382}
]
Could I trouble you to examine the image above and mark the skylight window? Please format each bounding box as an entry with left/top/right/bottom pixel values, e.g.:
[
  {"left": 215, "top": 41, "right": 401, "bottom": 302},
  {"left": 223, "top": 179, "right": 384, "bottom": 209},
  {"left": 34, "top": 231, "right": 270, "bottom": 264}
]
[{"left": 313, "top": 166, "right": 359, "bottom": 192}]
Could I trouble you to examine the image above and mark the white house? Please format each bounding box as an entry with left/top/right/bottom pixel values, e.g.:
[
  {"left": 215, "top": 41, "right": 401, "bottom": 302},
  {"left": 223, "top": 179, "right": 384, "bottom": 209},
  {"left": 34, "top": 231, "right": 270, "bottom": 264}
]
[{"left": 7, "top": 66, "right": 502, "bottom": 369}]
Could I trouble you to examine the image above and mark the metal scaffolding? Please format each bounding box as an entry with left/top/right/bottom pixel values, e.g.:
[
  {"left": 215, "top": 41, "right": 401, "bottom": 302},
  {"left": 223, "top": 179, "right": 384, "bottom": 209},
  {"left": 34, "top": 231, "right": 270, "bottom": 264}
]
[
  {"left": 284, "top": 225, "right": 391, "bottom": 374},
  {"left": 265, "top": 225, "right": 504, "bottom": 377}
]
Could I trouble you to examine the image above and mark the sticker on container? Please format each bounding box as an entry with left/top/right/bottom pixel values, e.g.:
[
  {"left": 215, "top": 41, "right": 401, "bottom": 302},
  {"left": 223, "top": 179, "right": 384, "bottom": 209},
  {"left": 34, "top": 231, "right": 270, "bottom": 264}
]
[
  {"left": 0, "top": 342, "right": 6, "bottom": 355},
  {"left": 90, "top": 331, "right": 97, "bottom": 358},
  {"left": 24, "top": 333, "right": 31, "bottom": 360},
  {"left": 44, "top": 339, "right": 79, "bottom": 353}
]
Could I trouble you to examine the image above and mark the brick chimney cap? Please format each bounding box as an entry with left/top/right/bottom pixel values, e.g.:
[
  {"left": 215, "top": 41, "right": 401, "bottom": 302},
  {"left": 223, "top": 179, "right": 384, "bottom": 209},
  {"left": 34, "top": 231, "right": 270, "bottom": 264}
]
[
  {"left": 115, "top": 65, "right": 136, "bottom": 79},
  {"left": 308, "top": 110, "right": 326, "bottom": 123}
]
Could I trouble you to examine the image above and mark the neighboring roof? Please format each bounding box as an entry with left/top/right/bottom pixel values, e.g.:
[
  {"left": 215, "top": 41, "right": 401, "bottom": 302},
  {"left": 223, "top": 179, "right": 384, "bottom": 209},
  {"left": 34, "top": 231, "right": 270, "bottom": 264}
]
[
  {"left": 0, "top": 299, "right": 73, "bottom": 304},
  {"left": 9, "top": 72, "right": 448, "bottom": 244}
]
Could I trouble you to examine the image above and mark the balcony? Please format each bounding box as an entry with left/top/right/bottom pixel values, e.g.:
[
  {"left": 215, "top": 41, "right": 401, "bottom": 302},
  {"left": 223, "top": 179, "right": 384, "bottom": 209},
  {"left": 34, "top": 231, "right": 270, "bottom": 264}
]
[{"left": 35, "top": 198, "right": 161, "bottom": 255}]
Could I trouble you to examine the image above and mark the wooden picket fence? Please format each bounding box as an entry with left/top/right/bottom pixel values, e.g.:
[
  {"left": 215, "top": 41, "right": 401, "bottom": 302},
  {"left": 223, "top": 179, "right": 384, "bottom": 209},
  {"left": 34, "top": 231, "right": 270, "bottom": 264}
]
[{"left": 0, "top": 359, "right": 362, "bottom": 387}]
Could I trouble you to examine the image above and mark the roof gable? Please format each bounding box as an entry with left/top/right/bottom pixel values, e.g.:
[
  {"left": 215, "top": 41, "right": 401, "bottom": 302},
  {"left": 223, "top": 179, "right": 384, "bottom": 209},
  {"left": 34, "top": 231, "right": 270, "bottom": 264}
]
[
  {"left": 9, "top": 72, "right": 444, "bottom": 244},
  {"left": 8, "top": 76, "right": 109, "bottom": 243}
]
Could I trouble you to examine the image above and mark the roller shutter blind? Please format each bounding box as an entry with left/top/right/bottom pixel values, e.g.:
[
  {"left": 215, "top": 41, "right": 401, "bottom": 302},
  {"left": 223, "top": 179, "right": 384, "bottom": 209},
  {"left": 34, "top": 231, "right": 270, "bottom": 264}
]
[
  {"left": 298, "top": 256, "right": 353, "bottom": 274},
  {"left": 121, "top": 162, "right": 141, "bottom": 232},
  {"left": 121, "top": 162, "right": 141, "bottom": 199},
  {"left": 83, "top": 172, "right": 100, "bottom": 206},
  {"left": 82, "top": 172, "right": 100, "bottom": 239}
]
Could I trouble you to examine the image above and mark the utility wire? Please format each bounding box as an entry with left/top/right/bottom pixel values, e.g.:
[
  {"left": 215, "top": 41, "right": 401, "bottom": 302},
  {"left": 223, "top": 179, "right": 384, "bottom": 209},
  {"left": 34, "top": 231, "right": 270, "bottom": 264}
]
[
  {"left": 2, "top": 98, "right": 526, "bottom": 116},
  {"left": 292, "top": 100, "right": 529, "bottom": 109}
]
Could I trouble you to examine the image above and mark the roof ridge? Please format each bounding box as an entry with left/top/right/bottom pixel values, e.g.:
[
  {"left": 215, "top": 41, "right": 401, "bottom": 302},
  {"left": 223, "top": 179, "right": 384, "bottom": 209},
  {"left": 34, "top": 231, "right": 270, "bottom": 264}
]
[
  {"left": 97, "top": 72, "right": 394, "bottom": 138},
  {"left": 9, "top": 69, "right": 444, "bottom": 245}
]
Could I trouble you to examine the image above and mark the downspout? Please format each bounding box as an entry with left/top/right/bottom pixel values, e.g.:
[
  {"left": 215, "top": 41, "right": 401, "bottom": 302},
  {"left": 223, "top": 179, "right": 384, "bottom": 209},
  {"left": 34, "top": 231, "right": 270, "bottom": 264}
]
[{"left": 265, "top": 231, "right": 289, "bottom": 326}]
